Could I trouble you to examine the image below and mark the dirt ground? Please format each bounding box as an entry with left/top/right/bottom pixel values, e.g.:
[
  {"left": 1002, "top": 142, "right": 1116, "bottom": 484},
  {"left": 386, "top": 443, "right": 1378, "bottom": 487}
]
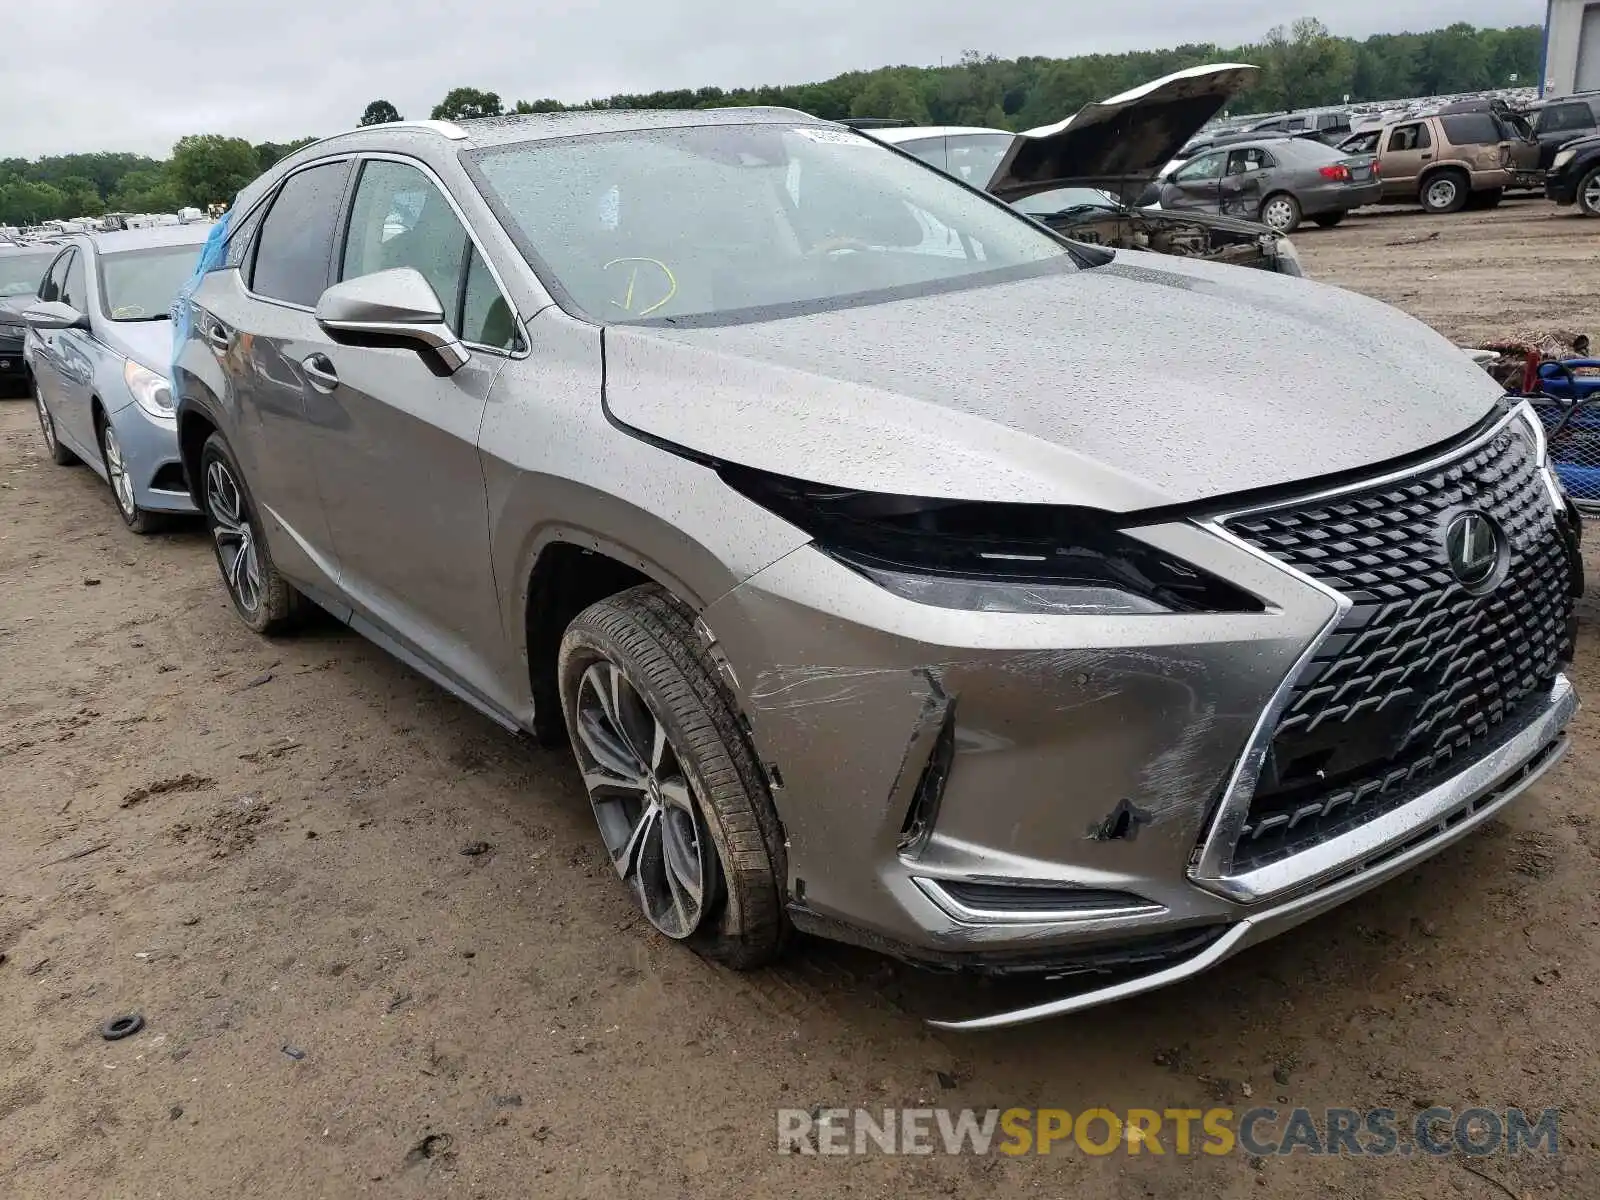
[{"left": 2, "top": 199, "right": 1599, "bottom": 1200}]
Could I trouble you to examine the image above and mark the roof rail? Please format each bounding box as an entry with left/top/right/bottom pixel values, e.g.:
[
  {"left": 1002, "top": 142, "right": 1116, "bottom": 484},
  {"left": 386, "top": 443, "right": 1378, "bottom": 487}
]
[{"left": 288, "top": 119, "right": 470, "bottom": 161}]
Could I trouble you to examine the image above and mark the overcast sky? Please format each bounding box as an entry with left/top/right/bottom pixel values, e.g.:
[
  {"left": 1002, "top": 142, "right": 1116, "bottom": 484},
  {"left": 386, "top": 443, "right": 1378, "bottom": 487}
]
[{"left": 3, "top": 0, "right": 1546, "bottom": 160}]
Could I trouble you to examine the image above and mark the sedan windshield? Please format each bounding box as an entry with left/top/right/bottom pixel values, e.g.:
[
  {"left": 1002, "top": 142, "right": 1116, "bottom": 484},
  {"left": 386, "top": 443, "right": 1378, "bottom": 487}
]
[
  {"left": 468, "top": 123, "right": 1072, "bottom": 324},
  {"left": 100, "top": 244, "right": 203, "bottom": 321},
  {"left": 0, "top": 252, "right": 56, "bottom": 298}
]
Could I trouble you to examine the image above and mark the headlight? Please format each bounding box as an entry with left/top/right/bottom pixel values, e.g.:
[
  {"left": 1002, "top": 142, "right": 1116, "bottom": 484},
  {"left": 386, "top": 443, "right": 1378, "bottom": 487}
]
[
  {"left": 0, "top": 320, "right": 23, "bottom": 337},
  {"left": 1272, "top": 236, "right": 1305, "bottom": 278},
  {"left": 124, "top": 359, "right": 174, "bottom": 419},
  {"left": 720, "top": 467, "right": 1264, "bottom": 616},
  {"left": 1552, "top": 148, "right": 1577, "bottom": 172}
]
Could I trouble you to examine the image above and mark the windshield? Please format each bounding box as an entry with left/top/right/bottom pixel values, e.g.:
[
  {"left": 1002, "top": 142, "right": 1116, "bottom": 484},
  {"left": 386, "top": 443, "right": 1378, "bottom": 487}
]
[
  {"left": 0, "top": 252, "right": 55, "bottom": 298},
  {"left": 468, "top": 123, "right": 1072, "bottom": 325},
  {"left": 99, "top": 244, "right": 203, "bottom": 321},
  {"left": 1014, "top": 187, "right": 1122, "bottom": 217},
  {"left": 942, "top": 133, "right": 1013, "bottom": 186}
]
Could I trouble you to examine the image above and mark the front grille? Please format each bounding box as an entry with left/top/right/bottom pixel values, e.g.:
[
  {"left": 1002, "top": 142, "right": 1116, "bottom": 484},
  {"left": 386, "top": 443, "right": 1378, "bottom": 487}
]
[{"left": 1223, "top": 420, "right": 1576, "bottom": 871}]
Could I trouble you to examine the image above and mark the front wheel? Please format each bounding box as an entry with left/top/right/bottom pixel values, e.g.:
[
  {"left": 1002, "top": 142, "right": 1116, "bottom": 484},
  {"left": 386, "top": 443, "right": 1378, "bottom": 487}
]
[
  {"left": 99, "top": 418, "right": 164, "bottom": 534},
  {"left": 1578, "top": 166, "right": 1600, "bottom": 218},
  {"left": 199, "top": 433, "right": 302, "bottom": 634},
  {"left": 559, "top": 585, "right": 787, "bottom": 969},
  {"left": 1259, "top": 192, "right": 1302, "bottom": 234},
  {"left": 36, "top": 384, "right": 76, "bottom": 466},
  {"left": 1420, "top": 171, "right": 1469, "bottom": 214}
]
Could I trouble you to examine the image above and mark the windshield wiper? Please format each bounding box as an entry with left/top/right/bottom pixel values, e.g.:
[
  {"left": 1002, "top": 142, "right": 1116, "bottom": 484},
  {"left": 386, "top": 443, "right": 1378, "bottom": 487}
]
[{"left": 1036, "top": 203, "right": 1122, "bottom": 221}]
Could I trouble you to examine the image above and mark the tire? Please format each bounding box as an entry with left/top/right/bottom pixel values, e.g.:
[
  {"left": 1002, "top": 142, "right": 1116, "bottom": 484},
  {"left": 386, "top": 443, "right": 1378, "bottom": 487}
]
[
  {"left": 1578, "top": 165, "right": 1600, "bottom": 218},
  {"left": 559, "top": 584, "right": 787, "bottom": 969},
  {"left": 35, "top": 382, "right": 76, "bottom": 466},
  {"left": 199, "top": 432, "right": 302, "bottom": 634},
  {"left": 98, "top": 417, "right": 165, "bottom": 534},
  {"left": 1420, "top": 170, "right": 1469, "bottom": 214},
  {"left": 1312, "top": 211, "right": 1346, "bottom": 228},
  {"left": 1258, "top": 192, "right": 1302, "bottom": 234}
]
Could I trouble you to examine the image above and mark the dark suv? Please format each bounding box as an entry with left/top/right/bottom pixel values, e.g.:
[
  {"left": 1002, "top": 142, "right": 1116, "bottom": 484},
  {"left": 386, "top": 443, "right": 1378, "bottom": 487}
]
[
  {"left": 1530, "top": 93, "right": 1600, "bottom": 171},
  {"left": 1545, "top": 128, "right": 1600, "bottom": 216}
]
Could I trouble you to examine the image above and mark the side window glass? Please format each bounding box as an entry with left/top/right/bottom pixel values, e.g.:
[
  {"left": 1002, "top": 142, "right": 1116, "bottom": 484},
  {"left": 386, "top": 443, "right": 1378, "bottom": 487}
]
[
  {"left": 222, "top": 202, "right": 268, "bottom": 271},
  {"left": 460, "top": 248, "right": 518, "bottom": 350},
  {"left": 898, "top": 138, "right": 947, "bottom": 173},
  {"left": 341, "top": 160, "right": 469, "bottom": 332},
  {"left": 1177, "top": 153, "right": 1223, "bottom": 182},
  {"left": 251, "top": 161, "right": 349, "bottom": 307},
  {"left": 38, "top": 253, "right": 67, "bottom": 302},
  {"left": 60, "top": 251, "right": 88, "bottom": 313},
  {"left": 1416, "top": 123, "right": 1434, "bottom": 150}
]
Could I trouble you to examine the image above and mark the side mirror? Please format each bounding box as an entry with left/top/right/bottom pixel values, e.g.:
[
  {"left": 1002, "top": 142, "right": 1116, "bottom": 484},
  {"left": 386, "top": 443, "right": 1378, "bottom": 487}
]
[
  {"left": 314, "top": 268, "right": 470, "bottom": 374},
  {"left": 22, "top": 301, "right": 87, "bottom": 331}
]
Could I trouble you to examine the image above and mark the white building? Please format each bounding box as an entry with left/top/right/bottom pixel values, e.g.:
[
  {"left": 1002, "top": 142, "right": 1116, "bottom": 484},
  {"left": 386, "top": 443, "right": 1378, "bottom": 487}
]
[{"left": 1543, "top": 0, "right": 1600, "bottom": 96}]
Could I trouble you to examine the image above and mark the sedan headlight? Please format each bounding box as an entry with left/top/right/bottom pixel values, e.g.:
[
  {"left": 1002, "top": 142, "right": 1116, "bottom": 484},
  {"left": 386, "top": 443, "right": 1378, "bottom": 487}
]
[
  {"left": 0, "top": 319, "right": 24, "bottom": 338},
  {"left": 721, "top": 467, "right": 1264, "bottom": 616},
  {"left": 124, "top": 359, "right": 174, "bottom": 419},
  {"left": 1552, "top": 148, "right": 1577, "bottom": 172}
]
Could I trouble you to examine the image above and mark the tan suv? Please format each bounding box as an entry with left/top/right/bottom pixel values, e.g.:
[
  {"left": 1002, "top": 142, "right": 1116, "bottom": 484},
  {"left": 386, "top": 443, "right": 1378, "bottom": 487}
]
[{"left": 1341, "top": 113, "right": 1513, "bottom": 213}]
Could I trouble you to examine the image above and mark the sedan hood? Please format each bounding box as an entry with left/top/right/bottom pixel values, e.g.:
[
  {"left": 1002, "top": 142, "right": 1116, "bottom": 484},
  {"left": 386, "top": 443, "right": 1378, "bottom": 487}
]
[
  {"left": 99, "top": 319, "right": 175, "bottom": 377},
  {"left": 987, "top": 64, "right": 1261, "bottom": 205},
  {"left": 602, "top": 255, "right": 1503, "bottom": 512}
]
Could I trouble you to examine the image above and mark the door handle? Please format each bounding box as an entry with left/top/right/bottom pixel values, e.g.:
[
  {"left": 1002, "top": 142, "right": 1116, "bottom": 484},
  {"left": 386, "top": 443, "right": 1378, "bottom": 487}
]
[
  {"left": 302, "top": 353, "right": 339, "bottom": 392},
  {"left": 1420, "top": 154, "right": 1433, "bottom": 161}
]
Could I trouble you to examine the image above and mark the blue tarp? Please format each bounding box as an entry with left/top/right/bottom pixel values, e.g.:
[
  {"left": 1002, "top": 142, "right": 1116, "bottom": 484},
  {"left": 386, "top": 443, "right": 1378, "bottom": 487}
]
[{"left": 170, "top": 209, "right": 231, "bottom": 384}]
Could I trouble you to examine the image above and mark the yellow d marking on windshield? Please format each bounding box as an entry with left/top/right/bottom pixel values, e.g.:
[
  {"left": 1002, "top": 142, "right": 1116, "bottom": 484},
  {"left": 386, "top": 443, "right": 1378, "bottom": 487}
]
[{"left": 602, "top": 257, "right": 677, "bottom": 317}]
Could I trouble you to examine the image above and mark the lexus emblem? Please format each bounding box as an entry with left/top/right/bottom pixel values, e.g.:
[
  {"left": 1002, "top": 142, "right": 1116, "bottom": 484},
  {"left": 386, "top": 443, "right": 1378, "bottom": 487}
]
[{"left": 1444, "top": 511, "right": 1504, "bottom": 589}]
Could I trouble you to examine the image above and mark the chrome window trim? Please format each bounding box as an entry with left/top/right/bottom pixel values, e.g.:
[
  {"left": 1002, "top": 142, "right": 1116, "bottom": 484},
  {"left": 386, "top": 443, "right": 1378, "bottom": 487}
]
[{"left": 1189, "top": 402, "right": 1550, "bottom": 900}]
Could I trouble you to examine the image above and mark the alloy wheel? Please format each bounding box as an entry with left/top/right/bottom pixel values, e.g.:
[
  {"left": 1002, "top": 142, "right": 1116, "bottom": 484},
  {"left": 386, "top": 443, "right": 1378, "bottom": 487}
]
[
  {"left": 1426, "top": 178, "right": 1458, "bottom": 210},
  {"left": 571, "top": 659, "right": 713, "bottom": 939},
  {"left": 205, "top": 458, "right": 263, "bottom": 614},
  {"left": 1582, "top": 173, "right": 1600, "bottom": 215},
  {"left": 102, "top": 424, "right": 136, "bottom": 520},
  {"left": 36, "top": 387, "right": 55, "bottom": 454},
  {"left": 1262, "top": 198, "right": 1295, "bottom": 231}
]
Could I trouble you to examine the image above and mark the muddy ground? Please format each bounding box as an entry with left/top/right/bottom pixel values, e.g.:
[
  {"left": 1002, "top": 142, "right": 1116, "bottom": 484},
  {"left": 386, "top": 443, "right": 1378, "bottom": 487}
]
[{"left": 2, "top": 199, "right": 1598, "bottom": 1199}]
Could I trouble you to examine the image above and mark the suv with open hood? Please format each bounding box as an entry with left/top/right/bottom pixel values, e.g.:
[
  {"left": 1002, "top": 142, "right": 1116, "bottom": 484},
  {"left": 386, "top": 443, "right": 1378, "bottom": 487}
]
[{"left": 872, "top": 65, "right": 1305, "bottom": 275}]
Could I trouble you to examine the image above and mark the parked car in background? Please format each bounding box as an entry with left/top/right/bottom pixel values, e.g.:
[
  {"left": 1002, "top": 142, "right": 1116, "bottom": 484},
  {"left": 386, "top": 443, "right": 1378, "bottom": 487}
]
[
  {"left": 22, "top": 225, "right": 207, "bottom": 532},
  {"left": 1339, "top": 114, "right": 1514, "bottom": 213},
  {"left": 1529, "top": 92, "right": 1600, "bottom": 170},
  {"left": 171, "top": 109, "right": 1579, "bottom": 1028},
  {"left": 1157, "top": 136, "right": 1381, "bottom": 232},
  {"left": 0, "top": 243, "right": 61, "bottom": 395},
  {"left": 872, "top": 65, "right": 1305, "bottom": 275},
  {"left": 1244, "top": 109, "right": 1353, "bottom": 142},
  {"left": 1545, "top": 129, "right": 1600, "bottom": 215}
]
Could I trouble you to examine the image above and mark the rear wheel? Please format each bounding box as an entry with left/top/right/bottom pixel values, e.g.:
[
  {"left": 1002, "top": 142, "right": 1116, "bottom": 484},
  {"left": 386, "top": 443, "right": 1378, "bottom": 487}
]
[
  {"left": 36, "top": 383, "right": 76, "bottom": 466},
  {"left": 1578, "top": 166, "right": 1600, "bottom": 217},
  {"left": 1259, "top": 192, "right": 1302, "bottom": 234},
  {"left": 199, "top": 433, "right": 302, "bottom": 634},
  {"left": 1312, "top": 211, "right": 1346, "bottom": 228},
  {"left": 99, "top": 418, "right": 164, "bottom": 534},
  {"left": 1420, "top": 170, "right": 1469, "bottom": 214},
  {"left": 559, "top": 584, "right": 787, "bottom": 969}
]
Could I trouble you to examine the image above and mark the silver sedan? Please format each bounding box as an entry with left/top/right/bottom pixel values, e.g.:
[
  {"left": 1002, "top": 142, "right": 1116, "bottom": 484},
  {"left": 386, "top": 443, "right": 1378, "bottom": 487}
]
[{"left": 23, "top": 225, "right": 209, "bottom": 532}]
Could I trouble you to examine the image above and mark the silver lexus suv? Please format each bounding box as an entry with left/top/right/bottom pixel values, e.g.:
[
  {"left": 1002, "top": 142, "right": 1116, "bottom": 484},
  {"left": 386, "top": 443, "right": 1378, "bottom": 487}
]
[{"left": 174, "top": 108, "right": 1582, "bottom": 1030}]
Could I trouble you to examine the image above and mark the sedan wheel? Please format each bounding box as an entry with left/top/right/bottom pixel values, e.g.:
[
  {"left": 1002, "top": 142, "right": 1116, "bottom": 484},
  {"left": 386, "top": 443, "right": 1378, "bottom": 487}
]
[
  {"left": 1260, "top": 194, "right": 1301, "bottom": 233},
  {"left": 36, "top": 385, "right": 76, "bottom": 466},
  {"left": 560, "top": 584, "right": 787, "bottom": 968},
  {"left": 199, "top": 432, "right": 302, "bottom": 634}
]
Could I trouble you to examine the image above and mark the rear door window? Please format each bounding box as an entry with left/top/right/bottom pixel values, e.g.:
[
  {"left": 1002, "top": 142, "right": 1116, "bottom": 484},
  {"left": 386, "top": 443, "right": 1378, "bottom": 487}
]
[
  {"left": 1387, "top": 123, "right": 1432, "bottom": 152},
  {"left": 250, "top": 161, "right": 351, "bottom": 307}
]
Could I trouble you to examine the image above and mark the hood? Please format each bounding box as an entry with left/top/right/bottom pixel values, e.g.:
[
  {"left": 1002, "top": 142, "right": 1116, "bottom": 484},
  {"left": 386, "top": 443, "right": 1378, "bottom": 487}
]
[
  {"left": 986, "top": 64, "right": 1261, "bottom": 205},
  {"left": 98, "top": 318, "right": 175, "bottom": 376},
  {"left": 602, "top": 255, "right": 1502, "bottom": 512}
]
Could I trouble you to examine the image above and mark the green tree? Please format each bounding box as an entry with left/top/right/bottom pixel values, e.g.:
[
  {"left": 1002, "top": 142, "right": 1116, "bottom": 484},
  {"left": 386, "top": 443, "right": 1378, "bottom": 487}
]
[
  {"left": 848, "top": 75, "right": 931, "bottom": 124},
  {"left": 107, "top": 168, "right": 182, "bottom": 213},
  {"left": 360, "top": 99, "right": 403, "bottom": 125},
  {"left": 0, "top": 179, "right": 68, "bottom": 225},
  {"left": 168, "top": 134, "right": 261, "bottom": 208},
  {"left": 432, "top": 87, "right": 503, "bottom": 121},
  {"left": 254, "top": 137, "right": 319, "bottom": 172}
]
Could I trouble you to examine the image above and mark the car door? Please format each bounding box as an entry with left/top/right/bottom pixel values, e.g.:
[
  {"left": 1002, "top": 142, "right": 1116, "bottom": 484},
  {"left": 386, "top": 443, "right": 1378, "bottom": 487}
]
[
  {"left": 304, "top": 155, "right": 519, "bottom": 710},
  {"left": 1381, "top": 122, "right": 1433, "bottom": 196},
  {"left": 1219, "top": 146, "right": 1271, "bottom": 218},
  {"left": 1161, "top": 150, "right": 1225, "bottom": 211},
  {"left": 50, "top": 248, "right": 100, "bottom": 455},
  {"left": 197, "top": 158, "right": 354, "bottom": 597},
  {"left": 29, "top": 250, "right": 73, "bottom": 418}
]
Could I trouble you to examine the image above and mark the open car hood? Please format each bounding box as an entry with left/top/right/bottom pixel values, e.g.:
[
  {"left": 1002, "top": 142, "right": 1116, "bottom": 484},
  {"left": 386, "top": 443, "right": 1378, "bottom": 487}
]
[{"left": 986, "top": 64, "right": 1261, "bottom": 205}]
